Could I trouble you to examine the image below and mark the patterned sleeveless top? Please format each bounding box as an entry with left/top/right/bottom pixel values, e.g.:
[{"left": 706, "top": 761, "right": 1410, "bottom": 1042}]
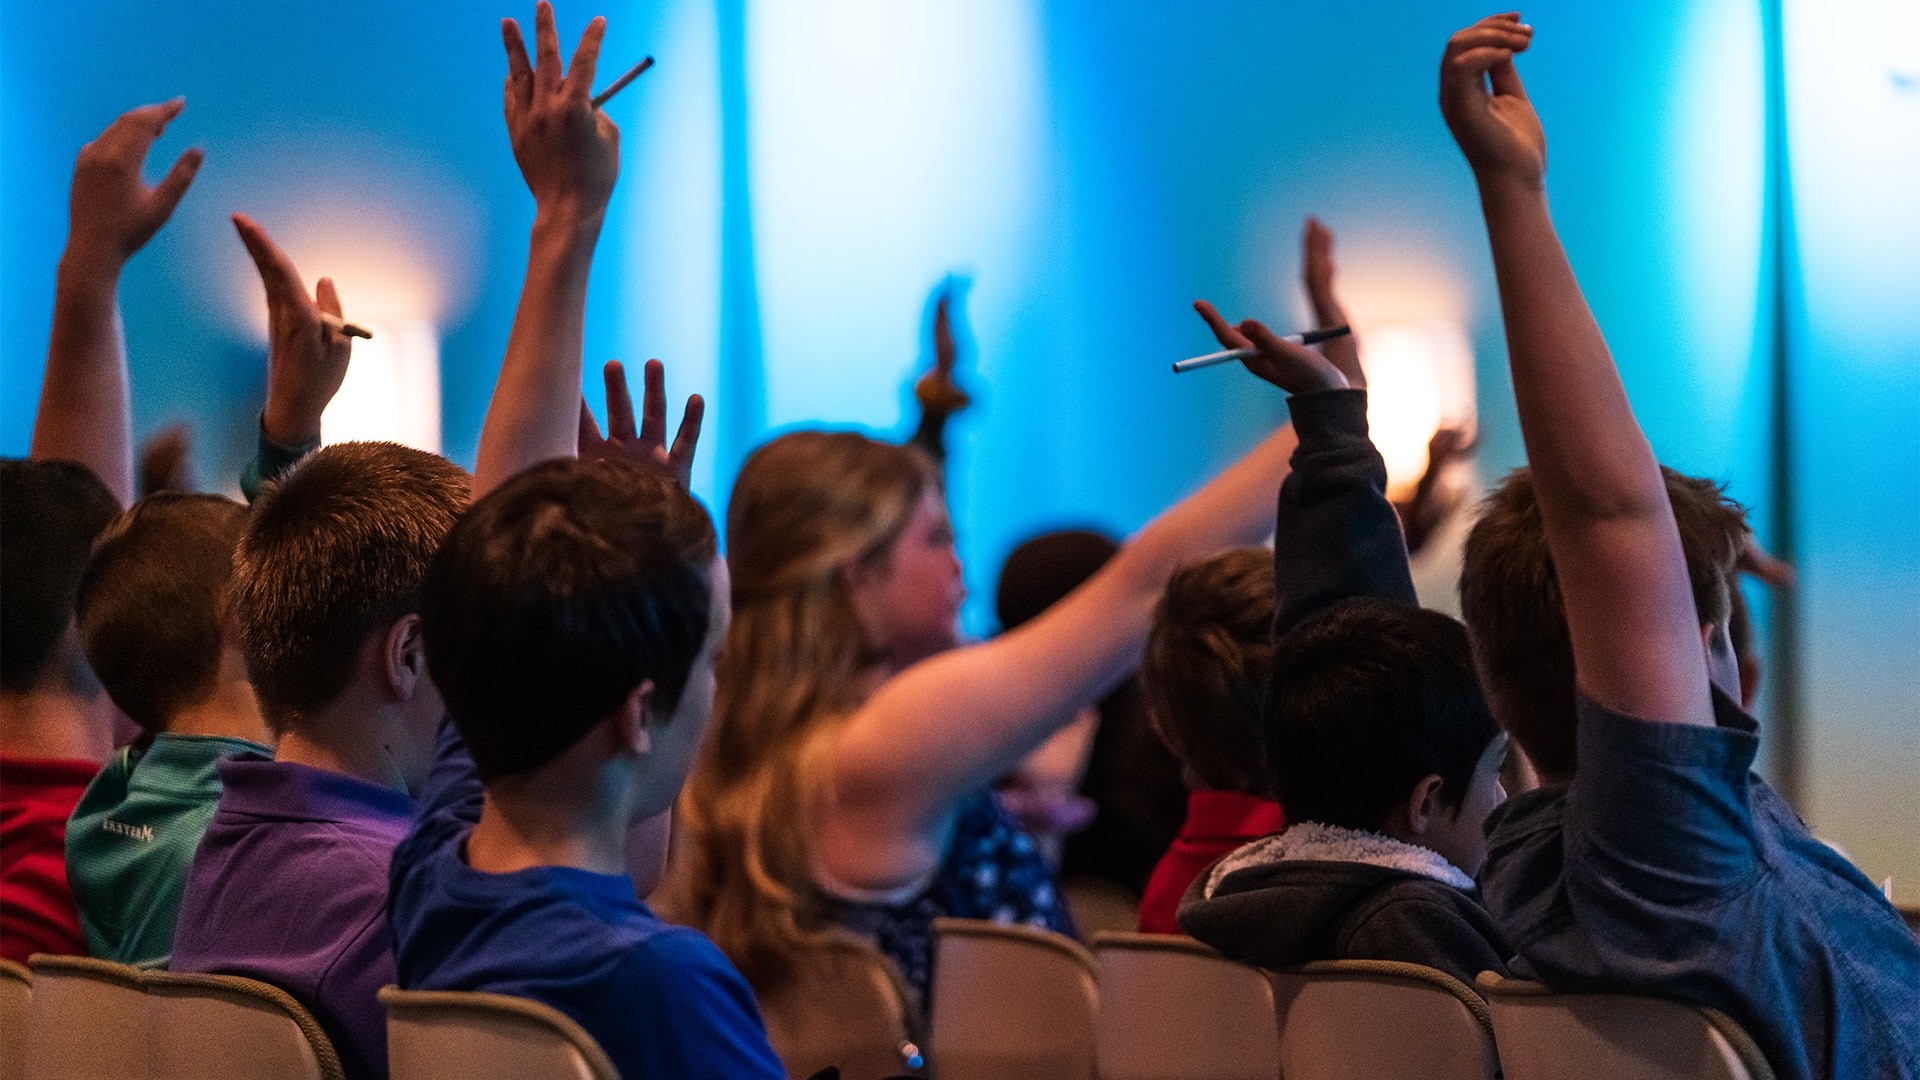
[{"left": 823, "top": 788, "right": 1076, "bottom": 1005}]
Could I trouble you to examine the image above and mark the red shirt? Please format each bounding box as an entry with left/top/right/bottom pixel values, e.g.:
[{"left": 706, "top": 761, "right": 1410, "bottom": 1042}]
[
  {"left": 0, "top": 755, "right": 98, "bottom": 963},
  {"left": 1137, "top": 790, "right": 1285, "bottom": 935}
]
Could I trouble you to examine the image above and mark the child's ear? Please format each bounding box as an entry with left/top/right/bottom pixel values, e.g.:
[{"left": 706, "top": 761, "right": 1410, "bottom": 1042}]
[
  {"left": 616, "top": 680, "right": 657, "bottom": 756},
  {"left": 383, "top": 614, "right": 426, "bottom": 702},
  {"left": 1400, "top": 774, "right": 1447, "bottom": 838}
]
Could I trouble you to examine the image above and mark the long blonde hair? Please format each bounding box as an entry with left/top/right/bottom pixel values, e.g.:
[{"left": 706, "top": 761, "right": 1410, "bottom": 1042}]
[{"left": 663, "top": 431, "right": 937, "bottom": 990}]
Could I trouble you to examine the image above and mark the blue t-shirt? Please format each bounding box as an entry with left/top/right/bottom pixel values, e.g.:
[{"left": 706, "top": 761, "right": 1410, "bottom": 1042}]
[
  {"left": 1478, "top": 689, "right": 1920, "bottom": 1080},
  {"left": 388, "top": 723, "right": 784, "bottom": 1080}
]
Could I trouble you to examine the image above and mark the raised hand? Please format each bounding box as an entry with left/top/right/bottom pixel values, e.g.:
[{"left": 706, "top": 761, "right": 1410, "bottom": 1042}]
[
  {"left": 502, "top": 2, "right": 619, "bottom": 220},
  {"left": 66, "top": 100, "right": 204, "bottom": 268},
  {"left": 232, "top": 213, "right": 354, "bottom": 447},
  {"left": 1439, "top": 13, "right": 1544, "bottom": 187},
  {"left": 915, "top": 277, "right": 972, "bottom": 415},
  {"left": 578, "top": 359, "right": 704, "bottom": 489},
  {"left": 139, "top": 424, "right": 195, "bottom": 496},
  {"left": 1301, "top": 218, "right": 1364, "bottom": 390},
  {"left": 1192, "top": 300, "right": 1348, "bottom": 397}
]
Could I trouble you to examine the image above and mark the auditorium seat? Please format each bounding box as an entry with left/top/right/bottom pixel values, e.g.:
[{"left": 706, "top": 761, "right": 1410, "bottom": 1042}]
[
  {"left": 755, "top": 934, "right": 925, "bottom": 1079},
  {"left": 930, "top": 918, "right": 1098, "bottom": 1080},
  {"left": 379, "top": 985, "right": 619, "bottom": 1080},
  {"left": 1268, "top": 959, "right": 1499, "bottom": 1079},
  {"left": 1090, "top": 931, "right": 1277, "bottom": 1080},
  {"left": 24, "top": 954, "right": 147, "bottom": 1080},
  {"left": 145, "top": 969, "right": 343, "bottom": 1080},
  {"left": 0, "top": 959, "right": 30, "bottom": 1080},
  {"left": 1477, "top": 972, "right": 1774, "bottom": 1080}
]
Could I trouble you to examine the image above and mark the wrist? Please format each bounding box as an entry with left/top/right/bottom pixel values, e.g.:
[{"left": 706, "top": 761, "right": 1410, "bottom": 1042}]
[
  {"left": 56, "top": 247, "right": 126, "bottom": 292},
  {"left": 1474, "top": 169, "right": 1547, "bottom": 206},
  {"left": 261, "top": 399, "right": 324, "bottom": 448},
  {"left": 531, "top": 202, "right": 609, "bottom": 245}
]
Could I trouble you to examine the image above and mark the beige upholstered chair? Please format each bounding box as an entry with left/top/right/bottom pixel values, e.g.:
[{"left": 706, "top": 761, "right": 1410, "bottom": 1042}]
[
  {"left": 1268, "top": 959, "right": 1499, "bottom": 1079},
  {"left": 0, "top": 958, "right": 30, "bottom": 1080},
  {"left": 23, "top": 954, "right": 148, "bottom": 1080},
  {"left": 756, "top": 935, "right": 926, "bottom": 1079},
  {"left": 1089, "top": 932, "right": 1277, "bottom": 1080},
  {"left": 379, "top": 986, "right": 618, "bottom": 1080},
  {"left": 144, "top": 970, "right": 343, "bottom": 1080},
  {"left": 930, "top": 918, "right": 1098, "bottom": 1080},
  {"left": 1477, "top": 972, "right": 1774, "bottom": 1080},
  {"left": 1062, "top": 877, "right": 1145, "bottom": 939}
]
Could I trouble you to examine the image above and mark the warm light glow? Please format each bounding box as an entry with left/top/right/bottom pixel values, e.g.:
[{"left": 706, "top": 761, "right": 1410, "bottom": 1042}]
[
  {"left": 320, "top": 320, "right": 441, "bottom": 453},
  {"left": 1360, "top": 321, "right": 1476, "bottom": 500}
]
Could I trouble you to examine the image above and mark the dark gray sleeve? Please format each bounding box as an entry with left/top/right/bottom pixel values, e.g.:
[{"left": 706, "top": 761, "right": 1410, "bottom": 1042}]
[
  {"left": 1272, "top": 388, "right": 1417, "bottom": 639},
  {"left": 239, "top": 414, "right": 319, "bottom": 503}
]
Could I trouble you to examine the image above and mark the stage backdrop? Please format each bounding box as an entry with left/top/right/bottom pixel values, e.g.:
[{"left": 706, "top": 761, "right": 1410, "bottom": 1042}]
[{"left": 2, "top": 0, "right": 1912, "bottom": 888}]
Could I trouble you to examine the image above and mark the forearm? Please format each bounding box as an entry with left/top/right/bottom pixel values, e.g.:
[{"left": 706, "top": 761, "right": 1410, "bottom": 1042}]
[
  {"left": 1115, "top": 421, "right": 1298, "bottom": 593},
  {"left": 474, "top": 210, "right": 604, "bottom": 496},
  {"left": 1272, "top": 388, "right": 1414, "bottom": 635},
  {"left": 32, "top": 252, "right": 133, "bottom": 505}
]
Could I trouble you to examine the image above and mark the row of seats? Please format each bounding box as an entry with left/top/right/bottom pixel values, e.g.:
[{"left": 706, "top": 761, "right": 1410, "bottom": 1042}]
[
  {"left": 2, "top": 927, "right": 1775, "bottom": 1080},
  {"left": 767, "top": 920, "right": 1778, "bottom": 1080},
  {"left": 0, "top": 956, "right": 613, "bottom": 1080}
]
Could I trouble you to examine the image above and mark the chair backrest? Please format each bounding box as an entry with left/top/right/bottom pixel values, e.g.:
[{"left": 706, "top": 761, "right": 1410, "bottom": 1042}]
[
  {"left": 1268, "top": 960, "right": 1498, "bottom": 1080},
  {"left": 24, "top": 954, "right": 148, "bottom": 1080},
  {"left": 1089, "top": 932, "right": 1277, "bottom": 1080},
  {"left": 930, "top": 918, "right": 1098, "bottom": 1080},
  {"left": 0, "top": 959, "right": 30, "bottom": 1080},
  {"left": 755, "top": 936, "right": 925, "bottom": 1079},
  {"left": 144, "top": 970, "right": 344, "bottom": 1080},
  {"left": 379, "top": 986, "right": 619, "bottom": 1080},
  {"left": 1477, "top": 973, "right": 1774, "bottom": 1080}
]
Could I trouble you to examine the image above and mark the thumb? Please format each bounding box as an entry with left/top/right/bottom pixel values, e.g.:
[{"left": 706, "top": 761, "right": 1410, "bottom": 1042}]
[
  {"left": 1489, "top": 57, "right": 1529, "bottom": 100},
  {"left": 315, "top": 277, "right": 343, "bottom": 318},
  {"left": 150, "top": 147, "right": 204, "bottom": 222}
]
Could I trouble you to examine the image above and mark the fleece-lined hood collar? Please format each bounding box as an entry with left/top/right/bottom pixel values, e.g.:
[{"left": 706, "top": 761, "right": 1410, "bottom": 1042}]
[{"left": 1204, "top": 821, "right": 1474, "bottom": 897}]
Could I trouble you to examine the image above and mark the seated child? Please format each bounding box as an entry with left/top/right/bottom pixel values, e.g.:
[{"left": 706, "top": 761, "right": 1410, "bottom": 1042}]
[
  {"left": 389, "top": 457, "right": 784, "bottom": 1078},
  {"left": 1173, "top": 275, "right": 1511, "bottom": 987},
  {"left": 0, "top": 460, "right": 121, "bottom": 963},
  {"left": 1135, "top": 548, "right": 1284, "bottom": 934},
  {"left": 67, "top": 493, "right": 272, "bottom": 965},
  {"left": 171, "top": 442, "right": 468, "bottom": 1080},
  {"left": 1443, "top": 15, "right": 1920, "bottom": 1077}
]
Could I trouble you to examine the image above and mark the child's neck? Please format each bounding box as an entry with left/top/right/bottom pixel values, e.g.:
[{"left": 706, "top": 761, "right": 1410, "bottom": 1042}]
[
  {"left": 466, "top": 787, "right": 631, "bottom": 878},
  {"left": 0, "top": 686, "right": 116, "bottom": 763},
  {"left": 165, "top": 679, "right": 272, "bottom": 747}
]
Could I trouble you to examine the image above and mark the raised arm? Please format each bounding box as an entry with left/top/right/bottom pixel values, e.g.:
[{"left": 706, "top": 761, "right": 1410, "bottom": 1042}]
[
  {"left": 32, "top": 101, "right": 202, "bottom": 506},
  {"left": 1441, "top": 14, "right": 1711, "bottom": 727},
  {"left": 819, "top": 417, "right": 1297, "bottom": 888},
  {"left": 1195, "top": 221, "right": 1417, "bottom": 635},
  {"left": 231, "top": 213, "right": 355, "bottom": 499},
  {"left": 474, "top": 2, "right": 620, "bottom": 497},
  {"left": 907, "top": 277, "right": 972, "bottom": 465}
]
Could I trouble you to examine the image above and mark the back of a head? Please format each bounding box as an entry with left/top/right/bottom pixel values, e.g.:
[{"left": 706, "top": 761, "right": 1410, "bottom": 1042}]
[
  {"left": 1459, "top": 466, "right": 1748, "bottom": 779},
  {"left": 994, "top": 529, "right": 1118, "bottom": 633},
  {"left": 76, "top": 493, "right": 248, "bottom": 733},
  {"left": 0, "top": 459, "right": 120, "bottom": 694},
  {"left": 1143, "top": 548, "right": 1276, "bottom": 795},
  {"left": 420, "top": 458, "right": 717, "bottom": 783},
  {"left": 231, "top": 442, "right": 469, "bottom": 732},
  {"left": 1265, "top": 598, "right": 1496, "bottom": 830}
]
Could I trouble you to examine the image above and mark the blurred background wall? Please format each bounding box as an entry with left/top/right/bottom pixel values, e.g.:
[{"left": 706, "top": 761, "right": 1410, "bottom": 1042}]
[{"left": 2, "top": 0, "right": 1913, "bottom": 885}]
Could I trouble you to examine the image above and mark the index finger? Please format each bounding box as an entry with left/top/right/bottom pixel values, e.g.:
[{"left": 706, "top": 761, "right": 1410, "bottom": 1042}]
[
  {"left": 1193, "top": 300, "right": 1252, "bottom": 350},
  {"left": 502, "top": 18, "right": 534, "bottom": 93},
  {"left": 231, "top": 213, "right": 309, "bottom": 300}
]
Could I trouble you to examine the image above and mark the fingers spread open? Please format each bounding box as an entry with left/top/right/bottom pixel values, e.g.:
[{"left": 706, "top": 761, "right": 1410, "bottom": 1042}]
[
  {"left": 566, "top": 16, "right": 606, "bottom": 99},
  {"left": 503, "top": 19, "right": 534, "bottom": 109}
]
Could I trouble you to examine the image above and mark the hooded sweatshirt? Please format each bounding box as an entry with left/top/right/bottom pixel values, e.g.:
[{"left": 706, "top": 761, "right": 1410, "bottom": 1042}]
[{"left": 1176, "top": 821, "right": 1511, "bottom": 989}]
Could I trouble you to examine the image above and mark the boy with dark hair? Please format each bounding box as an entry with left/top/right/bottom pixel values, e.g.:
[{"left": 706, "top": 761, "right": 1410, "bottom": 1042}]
[
  {"left": 391, "top": 457, "right": 780, "bottom": 1077},
  {"left": 1134, "top": 548, "right": 1284, "bottom": 934},
  {"left": 2, "top": 97, "right": 200, "bottom": 963},
  {"left": 1173, "top": 236, "right": 1512, "bottom": 987},
  {"left": 67, "top": 493, "right": 272, "bottom": 965},
  {"left": 1441, "top": 15, "right": 1920, "bottom": 1078},
  {"left": 389, "top": 8, "right": 779, "bottom": 1074}
]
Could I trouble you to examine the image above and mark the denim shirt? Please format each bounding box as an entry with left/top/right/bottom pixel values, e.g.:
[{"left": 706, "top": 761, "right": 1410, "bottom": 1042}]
[{"left": 1478, "top": 690, "right": 1920, "bottom": 1080}]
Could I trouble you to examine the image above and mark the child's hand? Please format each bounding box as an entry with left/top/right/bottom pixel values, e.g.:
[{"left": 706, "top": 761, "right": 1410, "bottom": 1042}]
[
  {"left": 1439, "top": 14, "right": 1545, "bottom": 189},
  {"left": 65, "top": 100, "right": 203, "bottom": 270},
  {"left": 1302, "top": 218, "right": 1364, "bottom": 390},
  {"left": 233, "top": 213, "right": 354, "bottom": 447},
  {"left": 578, "top": 359, "right": 704, "bottom": 489},
  {"left": 1193, "top": 300, "right": 1348, "bottom": 396},
  {"left": 502, "top": 3, "right": 620, "bottom": 223}
]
